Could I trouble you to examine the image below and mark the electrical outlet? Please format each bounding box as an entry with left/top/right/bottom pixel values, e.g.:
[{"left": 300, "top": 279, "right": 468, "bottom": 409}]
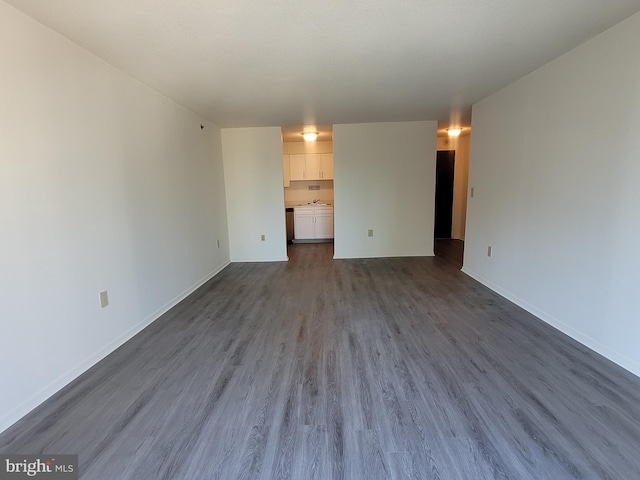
[
  {"left": 368, "top": 229, "right": 374, "bottom": 238},
  {"left": 471, "top": 187, "right": 475, "bottom": 198},
  {"left": 261, "top": 234, "right": 266, "bottom": 241},
  {"left": 99, "top": 290, "right": 109, "bottom": 308},
  {"left": 217, "top": 239, "right": 220, "bottom": 248},
  {"left": 487, "top": 246, "right": 492, "bottom": 257}
]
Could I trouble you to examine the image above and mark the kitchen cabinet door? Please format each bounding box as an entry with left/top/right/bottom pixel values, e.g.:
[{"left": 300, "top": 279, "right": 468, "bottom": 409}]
[
  {"left": 290, "top": 154, "right": 306, "bottom": 180},
  {"left": 320, "top": 154, "right": 334, "bottom": 179},
  {"left": 315, "top": 207, "right": 334, "bottom": 238},
  {"left": 282, "top": 155, "right": 290, "bottom": 187},
  {"left": 305, "top": 154, "right": 321, "bottom": 180},
  {"left": 294, "top": 213, "right": 315, "bottom": 239}
]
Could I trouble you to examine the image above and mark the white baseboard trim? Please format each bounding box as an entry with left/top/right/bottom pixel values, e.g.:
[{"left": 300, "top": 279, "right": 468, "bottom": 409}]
[
  {"left": 333, "top": 253, "right": 435, "bottom": 259},
  {"left": 0, "top": 260, "right": 231, "bottom": 434},
  {"left": 229, "top": 257, "right": 288, "bottom": 262},
  {"left": 461, "top": 267, "right": 640, "bottom": 379}
]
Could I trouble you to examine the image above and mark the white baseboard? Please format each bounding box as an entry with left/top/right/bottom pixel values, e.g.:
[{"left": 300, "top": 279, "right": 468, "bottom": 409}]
[
  {"left": 461, "top": 267, "right": 640, "bottom": 379},
  {"left": 333, "top": 253, "right": 435, "bottom": 259},
  {"left": 0, "top": 260, "right": 230, "bottom": 434},
  {"left": 229, "top": 257, "right": 288, "bottom": 262}
]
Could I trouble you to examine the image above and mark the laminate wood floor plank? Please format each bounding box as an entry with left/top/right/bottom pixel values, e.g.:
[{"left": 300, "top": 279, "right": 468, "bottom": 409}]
[{"left": 3, "top": 242, "right": 640, "bottom": 479}]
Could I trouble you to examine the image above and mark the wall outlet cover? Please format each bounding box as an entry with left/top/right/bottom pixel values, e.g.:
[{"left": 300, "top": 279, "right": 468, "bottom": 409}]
[{"left": 99, "top": 291, "right": 109, "bottom": 308}]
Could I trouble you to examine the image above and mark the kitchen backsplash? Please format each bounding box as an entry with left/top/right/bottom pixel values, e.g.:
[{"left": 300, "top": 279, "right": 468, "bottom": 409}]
[{"left": 284, "top": 180, "right": 334, "bottom": 206}]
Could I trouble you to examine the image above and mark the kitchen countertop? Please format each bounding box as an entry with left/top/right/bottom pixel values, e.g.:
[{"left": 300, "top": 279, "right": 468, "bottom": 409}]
[{"left": 285, "top": 202, "right": 333, "bottom": 208}]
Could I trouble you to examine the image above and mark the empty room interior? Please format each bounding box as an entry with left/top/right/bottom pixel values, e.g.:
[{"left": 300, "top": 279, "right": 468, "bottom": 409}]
[{"left": 2, "top": 1, "right": 640, "bottom": 479}]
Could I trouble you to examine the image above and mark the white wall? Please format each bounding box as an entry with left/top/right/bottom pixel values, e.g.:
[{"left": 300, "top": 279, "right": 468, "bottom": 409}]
[
  {"left": 437, "top": 134, "right": 470, "bottom": 240},
  {"left": 282, "top": 141, "right": 333, "bottom": 155},
  {"left": 333, "top": 122, "right": 437, "bottom": 258},
  {"left": 222, "top": 127, "right": 287, "bottom": 262},
  {"left": 464, "top": 12, "right": 640, "bottom": 376},
  {"left": 0, "top": 3, "right": 230, "bottom": 432}
]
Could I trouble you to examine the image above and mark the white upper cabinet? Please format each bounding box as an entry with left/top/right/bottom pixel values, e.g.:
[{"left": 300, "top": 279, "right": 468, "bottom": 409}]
[
  {"left": 289, "top": 154, "right": 306, "bottom": 180},
  {"left": 282, "top": 154, "right": 290, "bottom": 187},
  {"left": 287, "top": 153, "right": 333, "bottom": 181},
  {"left": 305, "top": 154, "right": 321, "bottom": 180},
  {"left": 320, "top": 154, "right": 333, "bottom": 180}
]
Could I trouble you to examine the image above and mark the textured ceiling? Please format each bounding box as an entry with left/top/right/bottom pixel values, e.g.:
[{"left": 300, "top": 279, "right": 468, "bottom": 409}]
[{"left": 5, "top": 0, "right": 640, "bottom": 130}]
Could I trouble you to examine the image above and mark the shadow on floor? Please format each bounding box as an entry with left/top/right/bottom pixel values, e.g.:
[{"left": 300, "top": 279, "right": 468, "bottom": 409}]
[{"left": 434, "top": 238, "right": 464, "bottom": 269}]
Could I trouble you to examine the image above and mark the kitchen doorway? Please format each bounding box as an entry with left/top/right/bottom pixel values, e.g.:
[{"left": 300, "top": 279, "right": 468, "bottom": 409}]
[{"left": 281, "top": 125, "right": 335, "bottom": 258}]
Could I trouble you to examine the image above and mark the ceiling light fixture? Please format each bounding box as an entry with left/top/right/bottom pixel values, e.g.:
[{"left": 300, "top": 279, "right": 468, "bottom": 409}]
[
  {"left": 447, "top": 128, "right": 462, "bottom": 137},
  {"left": 302, "top": 131, "right": 319, "bottom": 141}
]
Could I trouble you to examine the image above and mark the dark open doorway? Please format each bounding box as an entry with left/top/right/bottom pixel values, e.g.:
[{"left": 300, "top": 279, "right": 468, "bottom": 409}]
[
  {"left": 434, "top": 150, "right": 455, "bottom": 239},
  {"left": 434, "top": 150, "right": 464, "bottom": 268}
]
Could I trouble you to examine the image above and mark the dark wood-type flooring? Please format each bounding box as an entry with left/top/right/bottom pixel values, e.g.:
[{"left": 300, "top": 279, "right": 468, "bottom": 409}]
[
  {"left": 2, "top": 243, "right": 640, "bottom": 479},
  {"left": 434, "top": 238, "right": 464, "bottom": 269}
]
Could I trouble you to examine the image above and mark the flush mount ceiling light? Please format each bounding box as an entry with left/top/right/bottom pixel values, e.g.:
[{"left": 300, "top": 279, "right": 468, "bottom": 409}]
[
  {"left": 302, "top": 131, "right": 319, "bottom": 141},
  {"left": 447, "top": 128, "right": 462, "bottom": 137}
]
